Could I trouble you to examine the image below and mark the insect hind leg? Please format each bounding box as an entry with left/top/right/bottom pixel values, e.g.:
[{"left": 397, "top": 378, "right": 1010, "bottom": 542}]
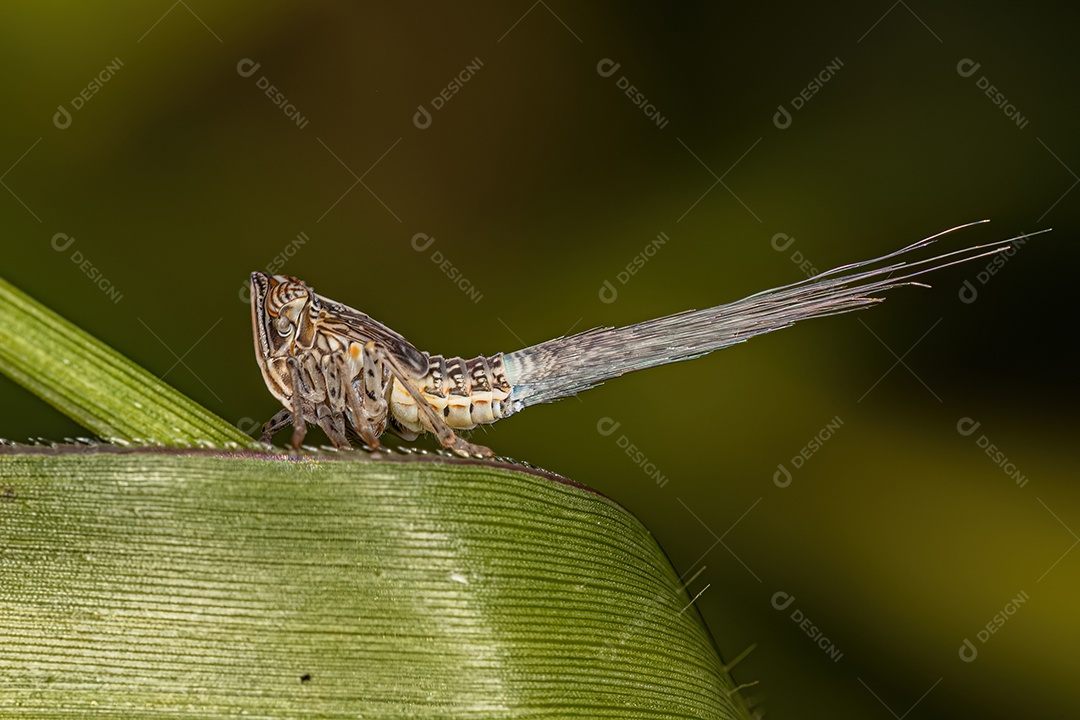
[{"left": 371, "top": 342, "right": 494, "bottom": 458}]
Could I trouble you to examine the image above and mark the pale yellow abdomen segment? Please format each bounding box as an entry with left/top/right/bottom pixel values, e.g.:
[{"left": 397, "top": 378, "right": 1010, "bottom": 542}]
[{"left": 389, "top": 354, "right": 512, "bottom": 435}]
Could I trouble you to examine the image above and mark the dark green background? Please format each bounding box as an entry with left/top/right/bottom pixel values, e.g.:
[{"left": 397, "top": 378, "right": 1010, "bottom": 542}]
[{"left": 2, "top": 3, "right": 1077, "bottom": 717}]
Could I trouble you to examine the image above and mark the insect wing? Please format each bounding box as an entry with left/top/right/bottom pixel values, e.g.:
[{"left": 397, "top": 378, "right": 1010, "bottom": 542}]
[{"left": 313, "top": 292, "right": 429, "bottom": 377}]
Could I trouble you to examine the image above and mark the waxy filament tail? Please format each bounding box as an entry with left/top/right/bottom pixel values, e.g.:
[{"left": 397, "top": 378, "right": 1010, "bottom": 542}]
[{"left": 502, "top": 222, "right": 1047, "bottom": 409}]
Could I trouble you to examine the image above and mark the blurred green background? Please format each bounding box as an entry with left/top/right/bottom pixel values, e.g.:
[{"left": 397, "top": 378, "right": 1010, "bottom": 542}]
[{"left": 2, "top": 2, "right": 1077, "bottom": 717}]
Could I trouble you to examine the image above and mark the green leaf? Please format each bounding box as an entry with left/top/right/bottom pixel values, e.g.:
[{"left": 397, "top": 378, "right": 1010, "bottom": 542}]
[
  {"left": 0, "top": 276, "right": 253, "bottom": 447},
  {"left": 0, "top": 276, "right": 753, "bottom": 716},
  {"left": 0, "top": 447, "right": 752, "bottom": 718}
]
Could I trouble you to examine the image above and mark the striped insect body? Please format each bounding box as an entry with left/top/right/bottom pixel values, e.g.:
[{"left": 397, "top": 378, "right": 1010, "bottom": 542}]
[{"left": 250, "top": 221, "right": 1046, "bottom": 457}]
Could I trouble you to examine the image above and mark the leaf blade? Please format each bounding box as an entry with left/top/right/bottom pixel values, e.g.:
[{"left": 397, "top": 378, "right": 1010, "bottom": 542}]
[
  {"left": 0, "top": 276, "right": 254, "bottom": 446},
  {"left": 0, "top": 448, "right": 752, "bottom": 719}
]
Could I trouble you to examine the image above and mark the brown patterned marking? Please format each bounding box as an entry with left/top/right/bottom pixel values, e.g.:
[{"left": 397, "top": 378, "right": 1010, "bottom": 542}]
[
  {"left": 466, "top": 356, "right": 492, "bottom": 393},
  {"left": 446, "top": 357, "right": 469, "bottom": 397},
  {"left": 487, "top": 353, "right": 512, "bottom": 395},
  {"left": 424, "top": 355, "right": 447, "bottom": 398}
]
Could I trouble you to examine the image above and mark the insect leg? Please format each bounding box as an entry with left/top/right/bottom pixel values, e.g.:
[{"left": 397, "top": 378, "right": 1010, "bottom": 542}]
[
  {"left": 287, "top": 351, "right": 332, "bottom": 450},
  {"left": 315, "top": 344, "right": 391, "bottom": 449},
  {"left": 286, "top": 355, "right": 310, "bottom": 449},
  {"left": 259, "top": 408, "right": 293, "bottom": 444},
  {"left": 346, "top": 392, "right": 382, "bottom": 449},
  {"left": 317, "top": 352, "right": 350, "bottom": 448},
  {"left": 361, "top": 342, "right": 390, "bottom": 435},
  {"left": 371, "top": 342, "right": 494, "bottom": 458}
]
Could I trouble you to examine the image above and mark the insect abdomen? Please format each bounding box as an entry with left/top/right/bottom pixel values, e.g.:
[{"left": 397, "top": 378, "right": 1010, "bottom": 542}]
[{"left": 389, "top": 353, "right": 514, "bottom": 434}]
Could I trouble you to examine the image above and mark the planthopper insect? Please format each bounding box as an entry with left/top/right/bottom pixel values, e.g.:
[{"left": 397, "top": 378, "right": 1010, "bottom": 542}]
[{"left": 250, "top": 221, "right": 1046, "bottom": 457}]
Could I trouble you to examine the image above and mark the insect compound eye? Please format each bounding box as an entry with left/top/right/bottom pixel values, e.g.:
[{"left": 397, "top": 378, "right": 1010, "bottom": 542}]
[{"left": 275, "top": 316, "right": 293, "bottom": 337}]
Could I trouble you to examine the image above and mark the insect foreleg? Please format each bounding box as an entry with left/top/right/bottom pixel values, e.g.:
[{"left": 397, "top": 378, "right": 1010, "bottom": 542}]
[
  {"left": 286, "top": 351, "right": 337, "bottom": 450},
  {"left": 370, "top": 342, "right": 494, "bottom": 458},
  {"left": 316, "top": 352, "right": 349, "bottom": 448},
  {"left": 258, "top": 351, "right": 381, "bottom": 450},
  {"left": 259, "top": 408, "right": 292, "bottom": 444},
  {"left": 286, "top": 355, "right": 310, "bottom": 449}
]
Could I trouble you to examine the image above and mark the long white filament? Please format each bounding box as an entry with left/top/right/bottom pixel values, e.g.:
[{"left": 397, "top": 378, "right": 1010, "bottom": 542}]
[{"left": 503, "top": 222, "right": 1048, "bottom": 408}]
